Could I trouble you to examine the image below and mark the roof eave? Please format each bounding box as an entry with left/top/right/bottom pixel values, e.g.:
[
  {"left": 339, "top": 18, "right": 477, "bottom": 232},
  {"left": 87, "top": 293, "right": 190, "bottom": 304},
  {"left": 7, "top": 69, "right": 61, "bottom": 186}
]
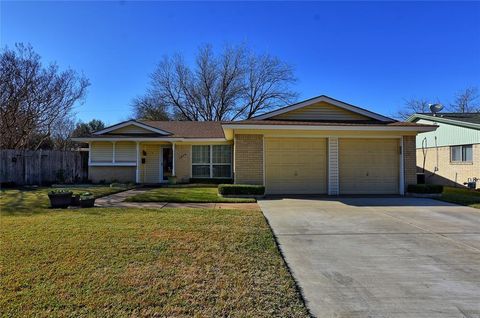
[{"left": 407, "top": 114, "right": 480, "bottom": 130}]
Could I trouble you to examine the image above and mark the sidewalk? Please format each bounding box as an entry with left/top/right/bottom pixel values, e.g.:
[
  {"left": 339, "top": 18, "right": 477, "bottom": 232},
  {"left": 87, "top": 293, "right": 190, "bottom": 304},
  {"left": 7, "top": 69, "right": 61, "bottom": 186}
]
[{"left": 95, "top": 188, "right": 260, "bottom": 210}]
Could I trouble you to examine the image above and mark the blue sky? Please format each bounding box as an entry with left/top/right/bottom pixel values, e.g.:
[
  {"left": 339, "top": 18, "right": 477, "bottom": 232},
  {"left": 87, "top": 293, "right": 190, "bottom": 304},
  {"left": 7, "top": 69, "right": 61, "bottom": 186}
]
[{"left": 2, "top": 1, "right": 479, "bottom": 124}]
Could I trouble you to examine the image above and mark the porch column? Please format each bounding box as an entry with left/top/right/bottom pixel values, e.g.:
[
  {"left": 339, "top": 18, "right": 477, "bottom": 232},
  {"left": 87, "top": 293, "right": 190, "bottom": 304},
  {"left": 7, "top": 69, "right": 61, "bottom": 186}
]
[
  {"left": 135, "top": 142, "right": 140, "bottom": 183},
  {"left": 399, "top": 137, "right": 405, "bottom": 195},
  {"left": 112, "top": 141, "right": 116, "bottom": 163},
  {"left": 172, "top": 142, "right": 176, "bottom": 176}
]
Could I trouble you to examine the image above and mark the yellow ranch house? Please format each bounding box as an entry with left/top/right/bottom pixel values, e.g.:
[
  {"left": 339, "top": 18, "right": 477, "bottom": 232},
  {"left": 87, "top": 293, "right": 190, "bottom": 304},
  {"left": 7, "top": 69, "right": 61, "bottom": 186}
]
[{"left": 73, "top": 95, "right": 437, "bottom": 195}]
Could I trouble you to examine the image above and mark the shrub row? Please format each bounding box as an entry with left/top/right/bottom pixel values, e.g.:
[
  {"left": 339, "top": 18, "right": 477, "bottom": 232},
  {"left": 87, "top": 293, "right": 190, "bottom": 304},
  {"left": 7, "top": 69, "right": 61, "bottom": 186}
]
[
  {"left": 190, "top": 178, "right": 233, "bottom": 185},
  {"left": 407, "top": 184, "right": 444, "bottom": 194},
  {"left": 218, "top": 184, "right": 265, "bottom": 196}
]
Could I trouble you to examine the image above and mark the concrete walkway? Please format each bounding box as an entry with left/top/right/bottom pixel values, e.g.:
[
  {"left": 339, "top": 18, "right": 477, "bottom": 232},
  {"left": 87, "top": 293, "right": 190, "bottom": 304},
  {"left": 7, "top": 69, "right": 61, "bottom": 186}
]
[
  {"left": 260, "top": 197, "right": 480, "bottom": 318},
  {"left": 96, "top": 188, "right": 260, "bottom": 210}
]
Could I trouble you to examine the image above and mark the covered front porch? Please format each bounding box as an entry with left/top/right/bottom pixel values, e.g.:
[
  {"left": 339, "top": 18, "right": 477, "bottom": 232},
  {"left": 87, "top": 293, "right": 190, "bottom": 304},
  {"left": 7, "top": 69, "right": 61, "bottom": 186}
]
[
  {"left": 87, "top": 139, "right": 233, "bottom": 184},
  {"left": 88, "top": 140, "right": 179, "bottom": 184}
]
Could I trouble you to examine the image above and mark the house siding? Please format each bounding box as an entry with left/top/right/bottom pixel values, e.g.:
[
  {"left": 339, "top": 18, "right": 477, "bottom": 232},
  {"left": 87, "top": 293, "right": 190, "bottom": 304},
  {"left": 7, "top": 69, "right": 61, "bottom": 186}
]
[
  {"left": 115, "top": 141, "right": 136, "bottom": 162},
  {"left": 415, "top": 119, "right": 479, "bottom": 147},
  {"left": 403, "top": 135, "right": 417, "bottom": 187},
  {"left": 234, "top": 134, "right": 264, "bottom": 185},
  {"left": 110, "top": 125, "right": 153, "bottom": 134},
  {"left": 416, "top": 143, "right": 479, "bottom": 188},
  {"left": 89, "top": 166, "right": 136, "bottom": 183},
  {"left": 270, "top": 101, "right": 371, "bottom": 121},
  {"left": 90, "top": 142, "right": 113, "bottom": 162}
]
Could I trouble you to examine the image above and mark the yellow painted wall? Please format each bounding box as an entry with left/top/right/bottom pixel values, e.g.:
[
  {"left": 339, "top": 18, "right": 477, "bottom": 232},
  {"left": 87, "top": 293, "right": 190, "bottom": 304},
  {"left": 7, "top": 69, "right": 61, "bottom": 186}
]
[
  {"left": 90, "top": 142, "right": 113, "bottom": 162},
  {"left": 111, "top": 125, "right": 153, "bottom": 134},
  {"left": 89, "top": 166, "right": 136, "bottom": 183},
  {"left": 115, "top": 141, "right": 136, "bottom": 162}
]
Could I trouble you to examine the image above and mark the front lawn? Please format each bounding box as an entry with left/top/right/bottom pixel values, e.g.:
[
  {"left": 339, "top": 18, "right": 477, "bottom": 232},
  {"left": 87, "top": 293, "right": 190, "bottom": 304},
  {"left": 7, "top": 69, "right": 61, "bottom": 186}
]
[
  {"left": 0, "top": 207, "right": 309, "bottom": 317},
  {"left": 0, "top": 185, "right": 132, "bottom": 214},
  {"left": 438, "top": 186, "right": 480, "bottom": 209},
  {"left": 126, "top": 186, "right": 256, "bottom": 203}
]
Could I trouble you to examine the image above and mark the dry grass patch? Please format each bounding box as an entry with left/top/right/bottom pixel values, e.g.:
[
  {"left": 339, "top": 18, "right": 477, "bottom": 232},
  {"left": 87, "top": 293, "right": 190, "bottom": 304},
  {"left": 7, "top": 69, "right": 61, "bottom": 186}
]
[{"left": 0, "top": 207, "right": 309, "bottom": 317}]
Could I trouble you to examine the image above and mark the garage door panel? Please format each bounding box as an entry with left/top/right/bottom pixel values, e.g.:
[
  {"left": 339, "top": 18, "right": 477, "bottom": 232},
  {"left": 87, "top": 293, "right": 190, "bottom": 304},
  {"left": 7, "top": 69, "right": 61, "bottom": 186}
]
[
  {"left": 266, "top": 138, "right": 327, "bottom": 194},
  {"left": 339, "top": 139, "right": 399, "bottom": 194}
]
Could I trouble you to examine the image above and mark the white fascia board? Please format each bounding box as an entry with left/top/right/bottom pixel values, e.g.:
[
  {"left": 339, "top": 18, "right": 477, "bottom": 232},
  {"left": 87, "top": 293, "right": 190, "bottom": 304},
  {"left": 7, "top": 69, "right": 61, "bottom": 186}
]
[
  {"left": 93, "top": 120, "right": 171, "bottom": 135},
  {"left": 252, "top": 96, "right": 394, "bottom": 122},
  {"left": 222, "top": 124, "right": 437, "bottom": 132}
]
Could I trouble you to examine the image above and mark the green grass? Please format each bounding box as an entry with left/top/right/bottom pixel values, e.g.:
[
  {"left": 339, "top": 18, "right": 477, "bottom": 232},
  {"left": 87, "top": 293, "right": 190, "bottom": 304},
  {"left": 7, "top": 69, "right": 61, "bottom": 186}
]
[
  {"left": 0, "top": 185, "right": 132, "bottom": 214},
  {"left": 125, "top": 186, "right": 256, "bottom": 203},
  {"left": 0, "top": 207, "right": 309, "bottom": 317},
  {"left": 437, "top": 186, "right": 480, "bottom": 209}
]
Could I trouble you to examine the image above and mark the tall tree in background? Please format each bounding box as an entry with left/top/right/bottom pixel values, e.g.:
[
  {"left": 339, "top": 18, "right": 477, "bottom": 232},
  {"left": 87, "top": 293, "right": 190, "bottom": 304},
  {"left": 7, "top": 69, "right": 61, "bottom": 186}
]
[
  {"left": 449, "top": 86, "right": 479, "bottom": 113},
  {"left": 0, "top": 43, "right": 89, "bottom": 149},
  {"left": 131, "top": 95, "right": 170, "bottom": 120},
  {"left": 133, "top": 44, "right": 297, "bottom": 121},
  {"left": 71, "top": 119, "right": 106, "bottom": 137}
]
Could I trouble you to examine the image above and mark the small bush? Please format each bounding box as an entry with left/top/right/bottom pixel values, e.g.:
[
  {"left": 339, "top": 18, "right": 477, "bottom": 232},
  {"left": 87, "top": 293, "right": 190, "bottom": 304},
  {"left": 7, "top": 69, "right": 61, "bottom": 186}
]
[
  {"left": 218, "top": 184, "right": 265, "bottom": 196},
  {"left": 407, "top": 184, "right": 444, "bottom": 194}
]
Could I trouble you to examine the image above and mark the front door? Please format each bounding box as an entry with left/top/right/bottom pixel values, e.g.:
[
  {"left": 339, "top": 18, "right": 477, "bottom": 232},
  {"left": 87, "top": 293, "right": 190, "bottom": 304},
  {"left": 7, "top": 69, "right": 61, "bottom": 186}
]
[{"left": 161, "top": 147, "right": 173, "bottom": 182}]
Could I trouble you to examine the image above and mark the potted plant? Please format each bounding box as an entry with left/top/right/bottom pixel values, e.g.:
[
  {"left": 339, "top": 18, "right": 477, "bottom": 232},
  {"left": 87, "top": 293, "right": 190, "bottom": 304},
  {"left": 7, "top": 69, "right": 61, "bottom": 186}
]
[
  {"left": 70, "top": 193, "right": 81, "bottom": 206},
  {"left": 168, "top": 175, "right": 177, "bottom": 185},
  {"left": 79, "top": 192, "right": 96, "bottom": 208},
  {"left": 48, "top": 189, "right": 73, "bottom": 209}
]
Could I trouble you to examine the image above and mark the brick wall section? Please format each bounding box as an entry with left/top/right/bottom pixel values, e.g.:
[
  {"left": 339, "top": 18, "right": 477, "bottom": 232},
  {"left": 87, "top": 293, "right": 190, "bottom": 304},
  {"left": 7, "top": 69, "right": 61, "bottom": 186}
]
[
  {"left": 416, "top": 144, "right": 479, "bottom": 188},
  {"left": 175, "top": 144, "right": 191, "bottom": 183},
  {"left": 234, "top": 134, "right": 264, "bottom": 185},
  {"left": 403, "top": 135, "right": 417, "bottom": 187}
]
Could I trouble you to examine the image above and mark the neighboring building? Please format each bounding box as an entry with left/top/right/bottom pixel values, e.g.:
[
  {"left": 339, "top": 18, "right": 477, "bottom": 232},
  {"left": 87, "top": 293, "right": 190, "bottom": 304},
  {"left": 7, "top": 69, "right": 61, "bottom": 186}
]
[
  {"left": 407, "top": 113, "right": 480, "bottom": 188},
  {"left": 72, "top": 95, "right": 435, "bottom": 195}
]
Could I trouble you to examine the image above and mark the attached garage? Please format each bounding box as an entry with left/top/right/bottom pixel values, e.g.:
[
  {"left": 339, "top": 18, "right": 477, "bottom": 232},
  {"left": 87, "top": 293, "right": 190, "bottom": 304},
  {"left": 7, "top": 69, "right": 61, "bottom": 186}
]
[
  {"left": 265, "top": 138, "right": 327, "bottom": 194},
  {"left": 339, "top": 138, "right": 400, "bottom": 194}
]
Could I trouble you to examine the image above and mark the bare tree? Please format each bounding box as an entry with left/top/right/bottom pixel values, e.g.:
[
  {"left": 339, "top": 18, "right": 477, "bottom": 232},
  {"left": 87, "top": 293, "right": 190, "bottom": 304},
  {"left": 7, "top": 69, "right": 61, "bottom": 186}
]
[
  {"left": 394, "top": 97, "right": 431, "bottom": 120},
  {"left": 449, "top": 86, "right": 479, "bottom": 113},
  {"left": 51, "top": 117, "right": 76, "bottom": 150},
  {"left": 134, "top": 44, "right": 297, "bottom": 121},
  {"left": 0, "top": 43, "right": 89, "bottom": 149},
  {"left": 132, "top": 94, "right": 170, "bottom": 120}
]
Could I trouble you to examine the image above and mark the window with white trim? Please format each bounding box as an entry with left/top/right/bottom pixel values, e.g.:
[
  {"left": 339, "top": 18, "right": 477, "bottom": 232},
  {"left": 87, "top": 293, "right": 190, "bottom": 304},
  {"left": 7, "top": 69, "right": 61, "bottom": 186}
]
[
  {"left": 450, "top": 145, "right": 473, "bottom": 163},
  {"left": 192, "top": 145, "right": 232, "bottom": 178}
]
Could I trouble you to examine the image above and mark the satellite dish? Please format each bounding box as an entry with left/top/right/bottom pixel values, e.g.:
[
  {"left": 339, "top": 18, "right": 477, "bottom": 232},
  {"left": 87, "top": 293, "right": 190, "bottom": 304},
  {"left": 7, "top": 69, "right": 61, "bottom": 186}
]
[{"left": 429, "top": 103, "right": 443, "bottom": 116}]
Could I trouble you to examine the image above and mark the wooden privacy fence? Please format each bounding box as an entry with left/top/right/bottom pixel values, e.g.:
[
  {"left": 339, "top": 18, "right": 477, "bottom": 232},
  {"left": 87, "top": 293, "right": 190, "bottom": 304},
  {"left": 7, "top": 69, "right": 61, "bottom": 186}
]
[{"left": 0, "top": 149, "right": 88, "bottom": 185}]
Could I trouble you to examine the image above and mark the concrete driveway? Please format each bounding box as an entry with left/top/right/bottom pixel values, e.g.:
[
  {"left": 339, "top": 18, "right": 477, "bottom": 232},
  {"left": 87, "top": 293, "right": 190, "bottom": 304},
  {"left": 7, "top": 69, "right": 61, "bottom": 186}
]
[{"left": 259, "top": 197, "right": 480, "bottom": 318}]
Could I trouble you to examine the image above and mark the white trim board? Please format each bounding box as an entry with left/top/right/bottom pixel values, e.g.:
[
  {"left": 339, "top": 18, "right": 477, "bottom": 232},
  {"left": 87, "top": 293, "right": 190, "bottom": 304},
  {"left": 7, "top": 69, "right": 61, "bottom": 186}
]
[
  {"left": 222, "top": 124, "right": 436, "bottom": 132},
  {"left": 93, "top": 120, "right": 171, "bottom": 135},
  {"left": 252, "top": 95, "right": 394, "bottom": 122}
]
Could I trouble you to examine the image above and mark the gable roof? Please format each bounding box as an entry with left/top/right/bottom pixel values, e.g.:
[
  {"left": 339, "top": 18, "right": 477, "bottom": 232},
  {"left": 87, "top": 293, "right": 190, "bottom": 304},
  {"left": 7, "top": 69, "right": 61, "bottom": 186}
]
[
  {"left": 252, "top": 95, "right": 395, "bottom": 122},
  {"left": 94, "top": 120, "right": 172, "bottom": 135},
  {"left": 407, "top": 113, "right": 480, "bottom": 130}
]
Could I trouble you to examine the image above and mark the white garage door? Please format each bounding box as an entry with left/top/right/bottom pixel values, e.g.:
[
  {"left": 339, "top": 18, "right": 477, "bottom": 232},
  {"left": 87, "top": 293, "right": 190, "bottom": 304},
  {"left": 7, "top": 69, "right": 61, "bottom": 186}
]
[
  {"left": 265, "top": 138, "right": 327, "bottom": 194},
  {"left": 339, "top": 138, "right": 399, "bottom": 194}
]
